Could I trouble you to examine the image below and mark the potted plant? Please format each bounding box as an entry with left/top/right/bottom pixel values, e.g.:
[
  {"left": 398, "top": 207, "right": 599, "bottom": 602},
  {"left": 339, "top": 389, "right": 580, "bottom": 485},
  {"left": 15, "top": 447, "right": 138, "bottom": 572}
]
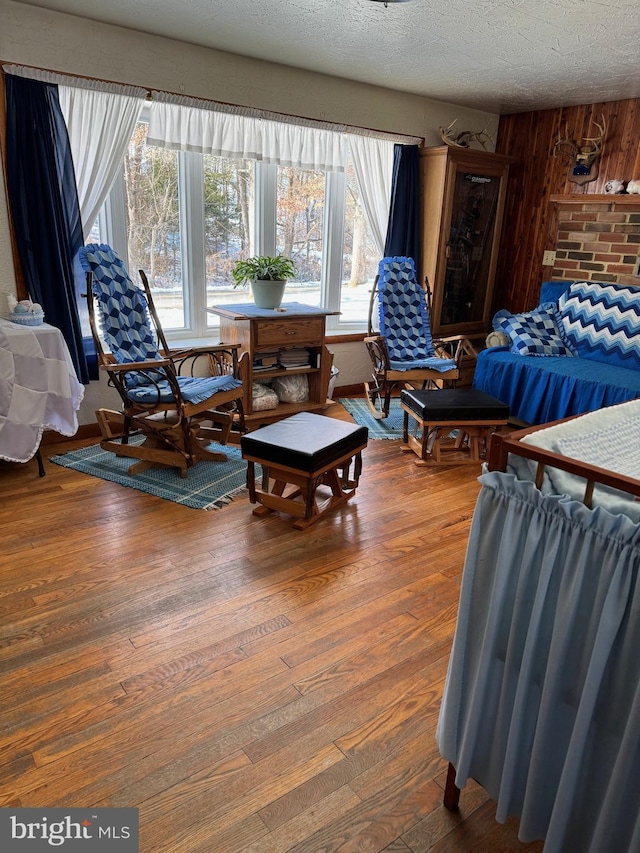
[{"left": 231, "top": 255, "right": 296, "bottom": 310}]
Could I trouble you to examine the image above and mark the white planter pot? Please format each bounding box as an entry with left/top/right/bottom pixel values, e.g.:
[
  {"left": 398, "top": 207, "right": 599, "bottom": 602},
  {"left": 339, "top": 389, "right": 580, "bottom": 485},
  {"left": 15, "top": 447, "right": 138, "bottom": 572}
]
[{"left": 250, "top": 279, "right": 286, "bottom": 309}]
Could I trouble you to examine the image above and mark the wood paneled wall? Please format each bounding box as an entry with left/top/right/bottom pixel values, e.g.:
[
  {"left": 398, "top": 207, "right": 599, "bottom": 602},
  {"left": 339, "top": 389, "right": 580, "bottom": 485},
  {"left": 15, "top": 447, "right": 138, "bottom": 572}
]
[{"left": 494, "top": 98, "right": 640, "bottom": 313}]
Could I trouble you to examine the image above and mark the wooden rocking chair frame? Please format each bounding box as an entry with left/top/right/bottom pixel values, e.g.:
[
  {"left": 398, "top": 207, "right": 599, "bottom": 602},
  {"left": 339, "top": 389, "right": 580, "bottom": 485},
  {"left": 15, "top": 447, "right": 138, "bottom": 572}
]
[
  {"left": 85, "top": 264, "right": 245, "bottom": 478},
  {"left": 364, "top": 270, "right": 472, "bottom": 420}
]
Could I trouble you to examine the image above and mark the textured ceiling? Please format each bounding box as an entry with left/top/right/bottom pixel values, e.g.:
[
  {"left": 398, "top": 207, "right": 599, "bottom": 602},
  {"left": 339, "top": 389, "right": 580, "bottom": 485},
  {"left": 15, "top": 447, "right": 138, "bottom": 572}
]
[{"left": 13, "top": 0, "right": 640, "bottom": 114}]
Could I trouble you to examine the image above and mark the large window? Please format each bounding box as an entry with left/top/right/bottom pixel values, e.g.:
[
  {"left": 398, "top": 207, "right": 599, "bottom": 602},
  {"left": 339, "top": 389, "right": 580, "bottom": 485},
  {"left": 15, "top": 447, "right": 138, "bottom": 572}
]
[
  {"left": 91, "top": 119, "right": 382, "bottom": 339},
  {"left": 202, "top": 154, "right": 255, "bottom": 327},
  {"left": 341, "top": 159, "right": 380, "bottom": 325},
  {"left": 125, "top": 123, "right": 182, "bottom": 327},
  {"left": 276, "top": 165, "right": 325, "bottom": 308}
]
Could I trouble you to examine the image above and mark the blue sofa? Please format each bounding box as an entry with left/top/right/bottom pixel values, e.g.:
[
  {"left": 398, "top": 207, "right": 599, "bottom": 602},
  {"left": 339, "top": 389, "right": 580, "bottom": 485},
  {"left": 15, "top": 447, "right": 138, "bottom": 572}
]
[{"left": 473, "top": 280, "right": 640, "bottom": 424}]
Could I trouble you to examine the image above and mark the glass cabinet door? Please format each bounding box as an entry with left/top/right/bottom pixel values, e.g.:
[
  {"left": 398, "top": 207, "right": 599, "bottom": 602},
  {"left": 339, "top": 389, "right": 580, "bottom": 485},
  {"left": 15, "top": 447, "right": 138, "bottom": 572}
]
[
  {"left": 441, "top": 170, "right": 501, "bottom": 328},
  {"left": 420, "top": 146, "right": 511, "bottom": 337}
]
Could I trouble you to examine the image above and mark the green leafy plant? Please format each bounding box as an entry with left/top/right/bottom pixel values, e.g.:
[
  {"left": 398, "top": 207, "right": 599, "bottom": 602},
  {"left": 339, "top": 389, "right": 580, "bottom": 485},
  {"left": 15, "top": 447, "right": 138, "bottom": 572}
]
[{"left": 231, "top": 255, "right": 296, "bottom": 287}]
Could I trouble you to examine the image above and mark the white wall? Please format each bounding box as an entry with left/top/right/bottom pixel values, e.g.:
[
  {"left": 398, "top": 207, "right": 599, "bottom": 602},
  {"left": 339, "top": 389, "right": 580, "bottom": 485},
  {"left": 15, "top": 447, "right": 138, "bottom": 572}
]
[{"left": 0, "top": 0, "right": 499, "bottom": 420}]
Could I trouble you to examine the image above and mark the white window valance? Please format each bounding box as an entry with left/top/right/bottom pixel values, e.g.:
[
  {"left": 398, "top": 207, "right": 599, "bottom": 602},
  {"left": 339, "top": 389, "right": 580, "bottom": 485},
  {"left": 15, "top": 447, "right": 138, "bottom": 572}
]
[
  {"left": 148, "top": 91, "right": 347, "bottom": 172},
  {"left": 147, "top": 93, "right": 263, "bottom": 160},
  {"left": 260, "top": 119, "right": 347, "bottom": 172}
]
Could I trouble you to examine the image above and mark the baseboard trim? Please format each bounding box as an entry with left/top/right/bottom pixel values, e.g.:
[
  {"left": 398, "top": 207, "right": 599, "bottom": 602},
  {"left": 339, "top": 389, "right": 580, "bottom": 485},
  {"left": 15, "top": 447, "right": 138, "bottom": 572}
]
[
  {"left": 41, "top": 423, "right": 101, "bottom": 445},
  {"left": 332, "top": 384, "right": 364, "bottom": 398}
]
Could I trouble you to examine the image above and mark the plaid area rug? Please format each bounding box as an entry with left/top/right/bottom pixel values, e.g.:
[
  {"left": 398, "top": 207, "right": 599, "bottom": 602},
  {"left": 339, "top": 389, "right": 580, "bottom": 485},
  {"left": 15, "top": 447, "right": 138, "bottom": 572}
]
[
  {"left": 50, "top": 439, "right": 255, "bottom": 510},
  {"left": 338, "top": 397, "right": 404, "bottom": 439}
]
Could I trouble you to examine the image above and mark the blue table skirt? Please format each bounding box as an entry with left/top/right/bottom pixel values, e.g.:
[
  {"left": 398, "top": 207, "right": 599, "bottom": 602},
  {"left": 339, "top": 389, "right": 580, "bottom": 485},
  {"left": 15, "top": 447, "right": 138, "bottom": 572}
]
[{"left": 473, "top": 347, "right": 640, "bottom": 424}]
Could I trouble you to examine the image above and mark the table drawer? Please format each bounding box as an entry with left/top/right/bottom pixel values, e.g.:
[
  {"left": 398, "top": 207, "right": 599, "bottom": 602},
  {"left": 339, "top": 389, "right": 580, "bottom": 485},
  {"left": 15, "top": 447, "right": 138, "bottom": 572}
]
[{"left": 254, "top": 317, "right": 325, "bottom": 348}]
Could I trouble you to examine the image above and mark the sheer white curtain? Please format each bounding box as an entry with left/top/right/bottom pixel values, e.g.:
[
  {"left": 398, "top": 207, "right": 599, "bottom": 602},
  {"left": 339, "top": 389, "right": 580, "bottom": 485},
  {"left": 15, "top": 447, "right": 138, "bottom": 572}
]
[
  {"left": 147, "top": 91, "right": 348, "bottom": 171},
  {"left": 2, "top": 67, "right": 146, "bottom": 238},
  {"left": 347, "top": 134, "right": 394, "bottom": 255},
  {"left": 58, "top": 82, "right": 146, "bottom": 238}
]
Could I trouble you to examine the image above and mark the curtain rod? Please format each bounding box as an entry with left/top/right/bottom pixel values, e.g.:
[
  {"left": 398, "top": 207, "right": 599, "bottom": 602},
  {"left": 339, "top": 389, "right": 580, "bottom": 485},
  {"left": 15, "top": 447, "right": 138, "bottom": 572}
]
[{"left": 2, "top": 61, "right": 423, "bottom": 146}]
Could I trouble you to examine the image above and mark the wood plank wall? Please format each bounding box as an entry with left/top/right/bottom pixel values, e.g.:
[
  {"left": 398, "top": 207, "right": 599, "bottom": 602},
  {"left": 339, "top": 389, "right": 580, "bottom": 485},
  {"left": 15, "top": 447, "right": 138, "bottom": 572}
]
[{"left": 493, "top": 98, "right": 640, "bottom": 313}]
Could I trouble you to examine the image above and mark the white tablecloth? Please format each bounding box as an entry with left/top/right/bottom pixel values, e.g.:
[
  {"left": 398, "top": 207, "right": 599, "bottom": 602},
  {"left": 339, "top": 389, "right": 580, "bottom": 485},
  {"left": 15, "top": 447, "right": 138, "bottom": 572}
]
[{"left": 0, "top": 318, "right": 84, "bottom": 463}]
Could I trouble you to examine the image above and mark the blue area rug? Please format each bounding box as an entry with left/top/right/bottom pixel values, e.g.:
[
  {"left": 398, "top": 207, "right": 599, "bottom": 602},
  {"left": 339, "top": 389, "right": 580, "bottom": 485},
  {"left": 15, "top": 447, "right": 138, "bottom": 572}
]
[
  {"left": 339, "top": 397, "right": 404, "bottom": 439},
  {"left": 51, "top": 440, "right": 255, "bottom": 510}
]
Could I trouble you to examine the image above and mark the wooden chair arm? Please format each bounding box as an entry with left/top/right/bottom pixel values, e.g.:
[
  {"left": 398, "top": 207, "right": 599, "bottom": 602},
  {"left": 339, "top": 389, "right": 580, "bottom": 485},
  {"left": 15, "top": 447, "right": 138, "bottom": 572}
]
[
  {"left": 433, "top": 335, "right": 478, "bottom": 367},
  {"left": 165, "top": 344, "right": 241, "bottom": 378},
  {"left": 434, "top": 334, "right": 478, "bottom": 352},
  {"left": 164, "top": 343, "right": 241, "bottom": 359},
  {"left": 101, "top": 358, "right": 172, "bottom": 373}
]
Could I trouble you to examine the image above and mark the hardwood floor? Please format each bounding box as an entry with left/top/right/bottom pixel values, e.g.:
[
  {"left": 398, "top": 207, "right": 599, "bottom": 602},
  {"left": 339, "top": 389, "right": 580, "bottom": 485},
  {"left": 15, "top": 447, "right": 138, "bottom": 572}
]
[{"left": 0, "top": 405, "right": 543, "bottom": 853}]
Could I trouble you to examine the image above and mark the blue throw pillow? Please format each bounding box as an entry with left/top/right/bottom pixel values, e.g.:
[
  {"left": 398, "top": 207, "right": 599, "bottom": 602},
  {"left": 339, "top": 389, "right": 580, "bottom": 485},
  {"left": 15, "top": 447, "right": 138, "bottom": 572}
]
[{"left": 493, "top": 304, "right": 576, "bottom": 357}]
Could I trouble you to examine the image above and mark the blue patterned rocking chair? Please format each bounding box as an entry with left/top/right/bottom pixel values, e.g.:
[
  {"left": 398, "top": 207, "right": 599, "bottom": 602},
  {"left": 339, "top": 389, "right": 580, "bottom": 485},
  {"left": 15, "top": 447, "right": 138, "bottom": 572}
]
[
  {"left": 79, "top": 244, "right": 244, "bottom": 477},
  {"left": 364, "top": 257, "right": 467, "bottom": 419}
]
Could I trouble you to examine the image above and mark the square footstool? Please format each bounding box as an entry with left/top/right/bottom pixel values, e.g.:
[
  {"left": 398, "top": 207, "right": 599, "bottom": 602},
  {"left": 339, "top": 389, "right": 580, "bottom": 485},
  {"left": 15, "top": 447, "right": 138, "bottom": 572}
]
[
  {"left": 241, "top": 412, "right": 368, "bottom": 529},
  {"left": 400, "top": 389, "right": 509, "bottom": 466}
]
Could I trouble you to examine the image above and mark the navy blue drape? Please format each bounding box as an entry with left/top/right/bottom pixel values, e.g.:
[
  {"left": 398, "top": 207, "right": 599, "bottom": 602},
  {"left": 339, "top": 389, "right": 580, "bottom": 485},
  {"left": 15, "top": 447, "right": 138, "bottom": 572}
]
[
  {"left": 383, "top": 144, "right": 420, "bottom": 265},
  {"left": 5, "top": 73, "right": 93, "bottom": 383}
]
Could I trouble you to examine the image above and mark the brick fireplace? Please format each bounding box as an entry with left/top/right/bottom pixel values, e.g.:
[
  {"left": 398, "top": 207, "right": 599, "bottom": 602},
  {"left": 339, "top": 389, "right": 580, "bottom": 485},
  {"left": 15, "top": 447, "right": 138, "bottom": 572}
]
[{"left": 549, "top": 194, "right": 640, "bottom": 285}]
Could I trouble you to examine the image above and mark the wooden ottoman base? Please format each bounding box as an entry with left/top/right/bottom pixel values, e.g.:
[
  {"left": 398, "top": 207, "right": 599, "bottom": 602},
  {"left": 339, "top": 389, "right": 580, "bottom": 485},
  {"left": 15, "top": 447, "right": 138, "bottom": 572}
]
[
  {"left": 241, "top": 412, "right": 368, "bottom": 529},
  {"left": 400, "top": 389, "right": 509, "bottom": 466}
]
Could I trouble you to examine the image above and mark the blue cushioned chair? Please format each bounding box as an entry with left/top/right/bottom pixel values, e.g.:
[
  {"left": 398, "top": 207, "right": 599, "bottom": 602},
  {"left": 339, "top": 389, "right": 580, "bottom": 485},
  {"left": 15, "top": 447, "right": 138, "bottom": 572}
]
[
  {"left": 80, "top": 244, "right": 244, "bottom": 477},
  {"left": 364, "top": 257, "right": 469, "bottom": 419}
]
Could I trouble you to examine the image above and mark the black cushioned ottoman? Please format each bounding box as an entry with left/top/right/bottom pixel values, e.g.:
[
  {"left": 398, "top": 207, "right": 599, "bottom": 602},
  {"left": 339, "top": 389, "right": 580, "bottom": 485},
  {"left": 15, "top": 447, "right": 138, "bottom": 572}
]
[
  {"left": 400, "top": 389, "right": 509, "bottom": 465},
  {"left": 241, "top": 412, "right": 368, "bottom": 528}
]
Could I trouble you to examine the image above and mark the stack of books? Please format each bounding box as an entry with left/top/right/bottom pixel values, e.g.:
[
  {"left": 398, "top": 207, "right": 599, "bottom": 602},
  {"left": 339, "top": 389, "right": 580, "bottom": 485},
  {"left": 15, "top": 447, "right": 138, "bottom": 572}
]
[
  {"left": 252, "top": 350, "right": 280, "bottom": 372},
  {"left": 278, "top": 347, "right": 311, "bottom": 369}
]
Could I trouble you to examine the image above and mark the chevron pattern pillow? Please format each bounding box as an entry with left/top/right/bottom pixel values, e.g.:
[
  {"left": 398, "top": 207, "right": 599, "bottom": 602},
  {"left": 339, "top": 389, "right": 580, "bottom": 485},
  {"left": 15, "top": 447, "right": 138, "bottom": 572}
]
[
  {"left": 493, "top": 304, "right": 576, "bottom": 357},
  {"left": 558, "top": 281, "right": 640, "bottom": 370}
]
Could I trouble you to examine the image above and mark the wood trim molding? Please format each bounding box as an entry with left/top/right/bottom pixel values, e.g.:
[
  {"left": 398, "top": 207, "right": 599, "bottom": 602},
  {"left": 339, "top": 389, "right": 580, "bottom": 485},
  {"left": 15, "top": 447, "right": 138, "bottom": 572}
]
[
  {"left": 0, "top": 68, "right": 28, "bottom": 300},
  {"left": 332, "top": 383, "right": 364, "bottom": 398},
  {"left": 325, "top": 333, "right": 366, "bottom": 344},
  {"left": 40, "top": 423, "right": 101, "bottom": 445},
  {"left": 550, "top": 194, "right": 640, "bottom": 205}
]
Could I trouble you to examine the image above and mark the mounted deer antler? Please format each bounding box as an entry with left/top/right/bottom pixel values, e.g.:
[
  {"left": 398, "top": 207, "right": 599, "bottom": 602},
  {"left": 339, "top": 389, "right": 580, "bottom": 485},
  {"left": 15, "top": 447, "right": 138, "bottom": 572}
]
[
  {"left": 552, "top": 115, "right": 607, "bottom": 186},
  {"left": 439, "top": 120, "right": 494, "bottom": 151}
]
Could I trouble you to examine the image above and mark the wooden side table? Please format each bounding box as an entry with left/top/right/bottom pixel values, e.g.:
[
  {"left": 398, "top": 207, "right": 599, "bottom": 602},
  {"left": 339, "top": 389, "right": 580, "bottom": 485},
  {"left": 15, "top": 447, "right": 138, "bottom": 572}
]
[{"left": 208, "top": 302, "right": 336, "bottom": 426}]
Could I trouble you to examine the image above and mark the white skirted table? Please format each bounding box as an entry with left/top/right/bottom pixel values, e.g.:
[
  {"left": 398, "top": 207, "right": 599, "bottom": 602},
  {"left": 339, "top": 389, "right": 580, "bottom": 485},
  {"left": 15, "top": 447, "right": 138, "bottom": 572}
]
[{"left": 0, "top": 318, "right": 84, "bottom": 474}]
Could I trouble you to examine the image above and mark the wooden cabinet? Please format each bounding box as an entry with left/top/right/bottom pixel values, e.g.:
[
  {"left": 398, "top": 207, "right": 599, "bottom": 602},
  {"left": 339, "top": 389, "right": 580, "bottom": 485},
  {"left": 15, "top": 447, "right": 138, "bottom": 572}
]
[
  {"left": 419, "top": 146, "right": 512, "bottom": 337},
  {"left": 208, "top": 303, "right": 335, "bottom": 425}
]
